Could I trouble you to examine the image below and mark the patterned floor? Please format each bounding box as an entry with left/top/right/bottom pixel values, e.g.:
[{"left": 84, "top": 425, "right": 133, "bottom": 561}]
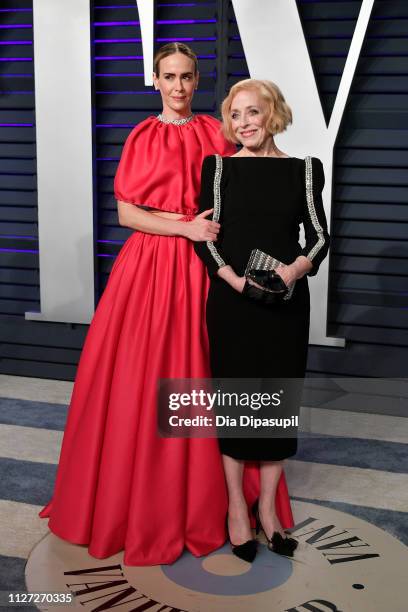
[{"left": 0, "top": 373, "right": 407, "bottom": 610}]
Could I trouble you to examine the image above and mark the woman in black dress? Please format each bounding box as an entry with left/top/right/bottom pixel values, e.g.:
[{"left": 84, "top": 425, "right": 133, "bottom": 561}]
[{"left": 194, "top": 79, "right": 330, "bottom": 561}]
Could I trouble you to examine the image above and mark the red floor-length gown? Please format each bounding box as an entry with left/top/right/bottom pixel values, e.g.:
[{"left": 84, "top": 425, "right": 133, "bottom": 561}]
[{"left": 39, "top": 115, "right": 294, "bottom": 565}]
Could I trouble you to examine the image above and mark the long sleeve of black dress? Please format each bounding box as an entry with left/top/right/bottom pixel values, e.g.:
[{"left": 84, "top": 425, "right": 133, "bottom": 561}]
[
  {"left": 193, "top": 155, "right": 229, "bottom": 278},
  {"left": 299, "top": 157, "right": 330, "bottom": 276}
]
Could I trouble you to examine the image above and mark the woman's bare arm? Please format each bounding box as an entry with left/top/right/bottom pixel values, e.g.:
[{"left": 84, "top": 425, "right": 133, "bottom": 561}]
[{"left": 117, "top": 201, "right": 220, "bottom": 242}]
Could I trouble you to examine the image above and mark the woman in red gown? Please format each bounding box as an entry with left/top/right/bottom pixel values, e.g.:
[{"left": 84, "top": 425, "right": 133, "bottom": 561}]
[{"left": 39, "top": 43, "right": 294, "bottom": 565}]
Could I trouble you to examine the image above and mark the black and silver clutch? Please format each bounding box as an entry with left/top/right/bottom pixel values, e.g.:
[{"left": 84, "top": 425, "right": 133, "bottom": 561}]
[{"left": 245, "top": 249, "right": 296, "bottom": 301}]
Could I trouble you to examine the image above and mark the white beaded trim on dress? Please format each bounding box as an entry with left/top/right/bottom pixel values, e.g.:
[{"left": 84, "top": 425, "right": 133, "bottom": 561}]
[
  {"left": 206, "top": 154, "right": 226, "bottom": 268},
  {"left": 304, "top": 156, "right": 326, "bottom": 261}
]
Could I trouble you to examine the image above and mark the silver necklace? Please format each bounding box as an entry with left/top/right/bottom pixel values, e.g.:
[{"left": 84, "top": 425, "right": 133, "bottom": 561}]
[{"left": 157, "top": 113, "right": 194, "bottom": 125}]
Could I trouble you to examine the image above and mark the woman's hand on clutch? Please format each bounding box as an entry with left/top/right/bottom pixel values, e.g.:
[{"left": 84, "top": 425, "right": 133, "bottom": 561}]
[
  {"left": 182, "top": 209, "right": 220, "bottom": 242},
  {"left": 217, "top": 266, "right": 246, "bottom": 293},
  {"left": 274, "top": 263, "right": 297, "bottom": 286},
  {"left": 275, "top": 256, "right": 313, "bottom": 284},
  {"left": 235, "top": 276, "right": 247, "bottom": 293}
]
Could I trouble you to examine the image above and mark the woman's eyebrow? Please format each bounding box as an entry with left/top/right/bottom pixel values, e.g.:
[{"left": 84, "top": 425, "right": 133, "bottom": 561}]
[
  {"left": 162, "top": 72, "right": 194, "bottom": 77},
  {"left": 231, "top": 106, "right": 259, "bottom": 112}
]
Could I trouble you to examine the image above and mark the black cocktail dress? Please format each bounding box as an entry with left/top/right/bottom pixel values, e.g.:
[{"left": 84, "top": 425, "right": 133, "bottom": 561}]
[{"left": 194, "top": 154, "right": 330, "bottom": 461}]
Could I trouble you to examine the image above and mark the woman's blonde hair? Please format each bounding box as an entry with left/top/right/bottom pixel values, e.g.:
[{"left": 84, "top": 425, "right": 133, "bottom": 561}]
[
  {"left": 221, "top": 79, "right": 292, "bottom": 143},
  {"left": 153, "top": 42, "right": 198, "bottom": 76}
]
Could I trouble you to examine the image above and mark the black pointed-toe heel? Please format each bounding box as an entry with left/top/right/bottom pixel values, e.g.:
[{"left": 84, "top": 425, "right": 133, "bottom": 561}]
[
  {"left": 226, "top": 516, "right": 257, "bottom": 563},
  {"left": 284, "top": 531, "right": 298, "bottom": 551},
  {"left": 251, "top": 499, "right": 298, "bottom": 556},
  {"left": 268, "top": 531, "right": 295, "bottom": 557},
  {"left": 230, "top": 538, "right": 258, "bottom": 563}
]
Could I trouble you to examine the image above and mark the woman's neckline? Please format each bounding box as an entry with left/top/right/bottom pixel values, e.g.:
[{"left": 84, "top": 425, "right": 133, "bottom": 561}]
[{"left": 228, "top": 155, "right": 293, "bottom": 159}]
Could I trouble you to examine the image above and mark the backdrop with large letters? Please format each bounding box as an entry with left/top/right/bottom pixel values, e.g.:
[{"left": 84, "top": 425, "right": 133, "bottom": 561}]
[{"left": 0, "top": 0, "right": 407, "bottom": 380}]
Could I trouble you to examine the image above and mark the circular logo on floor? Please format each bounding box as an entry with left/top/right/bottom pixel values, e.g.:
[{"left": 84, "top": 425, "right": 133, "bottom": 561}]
[{"left": 26, "top": 501, "right": 408, "bottom": 612}]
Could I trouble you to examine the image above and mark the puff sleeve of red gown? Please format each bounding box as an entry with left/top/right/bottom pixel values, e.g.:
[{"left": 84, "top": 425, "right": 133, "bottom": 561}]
[{"left": 114, "top": 114, "right": 236, "bottom": 215}]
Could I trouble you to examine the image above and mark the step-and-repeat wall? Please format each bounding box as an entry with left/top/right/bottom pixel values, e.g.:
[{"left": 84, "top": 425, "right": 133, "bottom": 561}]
[{"left": 0, "top": 0, "right": 407, "bottom": 380}]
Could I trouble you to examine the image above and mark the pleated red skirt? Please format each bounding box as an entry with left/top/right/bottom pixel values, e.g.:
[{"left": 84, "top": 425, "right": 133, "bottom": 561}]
[{"left": 39, "top": 230, "right": 294, "bottom": 565}]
